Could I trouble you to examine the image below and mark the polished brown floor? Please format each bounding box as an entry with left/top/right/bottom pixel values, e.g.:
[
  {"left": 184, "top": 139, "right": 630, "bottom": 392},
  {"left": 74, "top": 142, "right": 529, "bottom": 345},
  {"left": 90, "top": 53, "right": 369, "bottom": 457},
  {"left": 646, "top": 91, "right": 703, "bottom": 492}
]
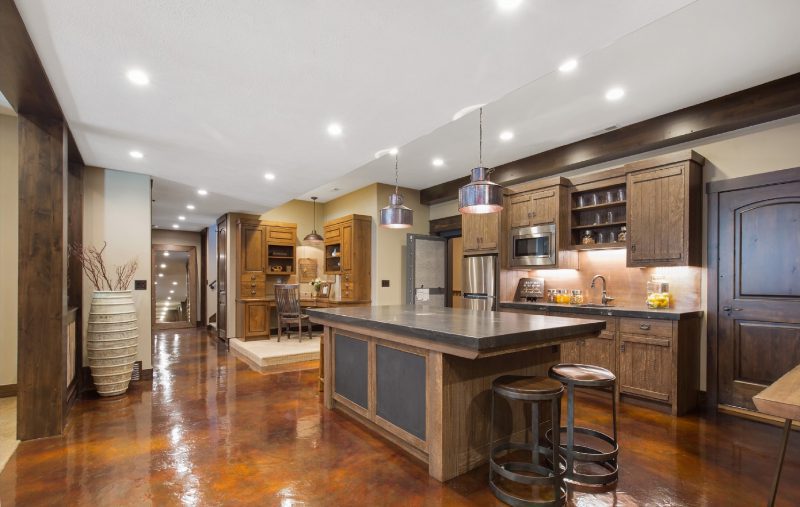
[{"left": 1, "top": 328, "right": 798, "bottom": 506}]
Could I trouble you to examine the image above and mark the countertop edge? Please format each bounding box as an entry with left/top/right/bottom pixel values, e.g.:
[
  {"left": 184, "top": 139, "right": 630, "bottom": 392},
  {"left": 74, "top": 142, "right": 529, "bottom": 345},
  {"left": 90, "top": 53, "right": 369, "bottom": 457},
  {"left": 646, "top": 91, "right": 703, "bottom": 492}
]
[
  {"left": 306, "top": 308, "right": 606, "bottom": 351},
  {"left": 498, "top": 301, "right": 704, "bottom": 320}
]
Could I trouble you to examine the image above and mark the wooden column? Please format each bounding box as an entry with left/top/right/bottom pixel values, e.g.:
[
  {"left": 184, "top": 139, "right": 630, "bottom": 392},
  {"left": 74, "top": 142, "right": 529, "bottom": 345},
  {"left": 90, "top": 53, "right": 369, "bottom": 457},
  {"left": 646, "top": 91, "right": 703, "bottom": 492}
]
[{"left": 17, "top": 115, "right": 68, "bottom": 440}]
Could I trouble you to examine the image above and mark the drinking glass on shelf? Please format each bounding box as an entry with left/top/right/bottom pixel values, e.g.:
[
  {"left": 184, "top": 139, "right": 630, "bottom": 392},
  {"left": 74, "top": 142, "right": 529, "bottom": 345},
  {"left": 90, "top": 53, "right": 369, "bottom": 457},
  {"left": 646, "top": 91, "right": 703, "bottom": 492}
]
[
  {"left": 618, "top": 187, "right": 626, "bottom": 201},
  {"left": 577, "top": 194, "right": 588, "bottom": 208},
  {"left": 597, "top": 231, "right": 607, "bottom": 244},
  {"left": 588, "top": 193, "right": 599, "bottom": 206},
  {"left": 607, "top": 210, "right": 615, "bottom": 223},
  {"left": 593, "top": 212, "right": 602, "bottom": 225},
  {"left": 605, "top": 190, "right": 615, "bottom": 203}
]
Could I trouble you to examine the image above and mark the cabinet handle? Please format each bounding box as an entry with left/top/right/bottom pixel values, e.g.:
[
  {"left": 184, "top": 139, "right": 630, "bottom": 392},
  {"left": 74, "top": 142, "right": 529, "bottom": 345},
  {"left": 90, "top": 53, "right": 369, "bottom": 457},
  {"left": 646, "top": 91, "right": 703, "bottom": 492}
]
[
  {"left": 631, "top": 244, "right": 636, "bottom": 252},
  {"left": 250, "top": 290, "right": 256, "bottom": 295},
  {"left": 620, "top": 343, "right": 626, "bottom": 352},
  {"left": 250, "top": 283, "right": 256, "bottom": 288},
  {"left": 251, "top": 275, "right": 256, "bottom": 280},
  {"left": 527, "top": 212, "right": 532, "bottom": 218},
  {"left": 639, "top": 323, "right": 651, "bottom": 330},
  {"left": 531, "top": 211, "right": 536, "bottom": 217}
]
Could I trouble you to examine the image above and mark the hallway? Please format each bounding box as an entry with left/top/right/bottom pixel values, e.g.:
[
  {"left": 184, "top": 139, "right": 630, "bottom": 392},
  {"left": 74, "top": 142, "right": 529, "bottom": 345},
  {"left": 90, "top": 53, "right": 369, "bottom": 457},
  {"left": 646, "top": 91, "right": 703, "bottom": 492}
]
[{"left": 1, "top": 328, "right": 798, "bottom": 506}]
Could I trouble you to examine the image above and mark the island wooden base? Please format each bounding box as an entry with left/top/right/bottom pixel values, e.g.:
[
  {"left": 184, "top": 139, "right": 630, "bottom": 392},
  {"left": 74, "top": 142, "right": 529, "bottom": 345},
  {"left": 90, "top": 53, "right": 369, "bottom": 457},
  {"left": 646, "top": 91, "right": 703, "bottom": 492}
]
[{"left": 321, "top": 325, "right": 570, "bottom": 481}]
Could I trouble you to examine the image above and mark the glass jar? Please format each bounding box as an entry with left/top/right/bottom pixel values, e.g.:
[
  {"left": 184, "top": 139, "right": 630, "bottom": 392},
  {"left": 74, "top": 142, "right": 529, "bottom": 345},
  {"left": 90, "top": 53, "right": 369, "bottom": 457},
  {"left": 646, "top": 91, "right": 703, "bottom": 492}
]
[
  {"left": 617, "top": 226, "right": 627, "bottom": 242},
  {"left": 547, "top": 289, "right": 557, "bottom": 303},
  {"left": 556, "top": 289, "right": 570, "bottom": 304},
  {"left": 646, "top": 276, "right": 671, "bottom": 309},
  {"left": 581, "top": 230, "right": 595, "bottom": 245},
  {"left": 617, "top": 187, "right": 626, "bottom": 201},
  {"left": 570, "top": 290, "right": 584, "bottom": 305}
]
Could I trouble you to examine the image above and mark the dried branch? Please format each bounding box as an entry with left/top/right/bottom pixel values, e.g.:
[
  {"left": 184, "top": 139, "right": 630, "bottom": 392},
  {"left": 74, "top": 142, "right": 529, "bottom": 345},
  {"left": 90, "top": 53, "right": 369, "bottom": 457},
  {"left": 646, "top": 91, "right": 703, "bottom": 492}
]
[{"left": 70, "top": 242, "right": 139, "bottom": 291}]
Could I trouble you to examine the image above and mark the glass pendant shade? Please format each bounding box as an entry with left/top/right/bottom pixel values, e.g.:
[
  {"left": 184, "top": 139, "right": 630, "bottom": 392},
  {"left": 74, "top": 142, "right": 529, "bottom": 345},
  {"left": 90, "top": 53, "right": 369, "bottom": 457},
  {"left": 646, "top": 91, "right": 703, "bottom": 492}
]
[
  {"left": 380, "top": 192, "right": 413, "bottom": 229},
  {"left": 303, "top": 197, "right": 324, "bottom": 242},
  {"left": 458, "top": 166, "right": 504, "bottom": 214}
]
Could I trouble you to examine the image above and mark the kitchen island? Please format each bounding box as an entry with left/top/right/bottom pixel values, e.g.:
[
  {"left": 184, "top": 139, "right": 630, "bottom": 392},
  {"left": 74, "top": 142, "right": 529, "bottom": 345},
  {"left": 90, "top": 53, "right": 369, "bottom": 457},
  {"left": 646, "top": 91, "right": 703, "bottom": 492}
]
[{"left": 306, "top": 305, "right": 605, "bottom": 481}]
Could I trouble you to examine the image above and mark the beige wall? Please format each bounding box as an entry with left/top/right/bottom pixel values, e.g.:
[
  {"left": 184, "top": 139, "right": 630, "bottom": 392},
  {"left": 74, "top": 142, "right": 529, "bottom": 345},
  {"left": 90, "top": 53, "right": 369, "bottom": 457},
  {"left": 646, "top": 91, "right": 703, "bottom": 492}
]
[
  {"left": 429, "top": 199, "right": 460, "bottom": 221},
  {"left": 376, "top": 184, "right": 431, "bottom": 305},
  {"left": 0, "top": 114, "right": 18, "bottom": 386},
  {"left": 83, "top": 167, "right": 153, "bottom": 370},
  {"left": 152, "top": 229, "right": 203, "bottom": 324}
]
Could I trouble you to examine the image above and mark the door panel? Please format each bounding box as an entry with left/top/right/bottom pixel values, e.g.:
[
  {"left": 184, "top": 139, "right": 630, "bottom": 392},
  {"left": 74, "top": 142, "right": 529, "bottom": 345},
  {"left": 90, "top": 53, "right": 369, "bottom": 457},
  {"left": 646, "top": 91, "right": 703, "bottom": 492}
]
[
  {"left": 530, "top": 189, "right": 556, "bottom": 225},
  {"left": 509, "top": 194, "right": 531, "bottom": 228},
  {"left": 341, "top": 224, "right": 353, "bottom": 271},
  {"left": 241, "top": 223, "right": 266, "bottom": 274},
  {"left": 628, "top": 164, "right": 685, "bottom": 264},
  {"left": 583, "top": 332, "right": 617, "bottom": 374},
  {"left": 619, "top": 333, "right": 671, "bottom": 402},
  {"left": 217, "top": 220, "right": 228, "bottom": 339},
  {"left": 718, "top": 180, "right": 800, "bottom": 410}
]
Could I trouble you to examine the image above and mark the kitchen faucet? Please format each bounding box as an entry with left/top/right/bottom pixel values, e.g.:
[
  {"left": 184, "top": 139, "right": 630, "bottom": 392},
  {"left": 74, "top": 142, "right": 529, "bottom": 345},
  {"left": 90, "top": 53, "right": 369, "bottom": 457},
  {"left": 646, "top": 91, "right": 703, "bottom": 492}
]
[{"left": 591, "top": 275, "right": 615, "bottom": 306}]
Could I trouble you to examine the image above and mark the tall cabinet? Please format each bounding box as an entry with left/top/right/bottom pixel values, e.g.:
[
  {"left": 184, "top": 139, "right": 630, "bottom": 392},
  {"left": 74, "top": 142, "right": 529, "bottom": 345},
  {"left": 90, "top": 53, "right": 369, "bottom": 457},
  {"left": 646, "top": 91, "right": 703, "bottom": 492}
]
[{"left": 324, "top": 214, "right": 371, "bottom": 302}]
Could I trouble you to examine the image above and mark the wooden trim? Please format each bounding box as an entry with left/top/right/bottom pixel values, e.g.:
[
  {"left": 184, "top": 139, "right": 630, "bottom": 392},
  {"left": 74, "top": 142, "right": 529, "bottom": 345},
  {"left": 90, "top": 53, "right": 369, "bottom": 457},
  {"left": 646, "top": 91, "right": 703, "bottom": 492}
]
[
  {"left": 706, "top": 165, "right": 800, "bottom": 194},
  {"left": 718, "top": 405, "right": 800, "bottom": 430},
  {"left": 333, "top": 393, "right": 369, "bottom": 418},
  {"left": 139, "top": 369, "right": 154, "bottom": 381},
  {"left": 429, "top": 215, "right": 462, "bottom": 235},
  {"left": 0, "top": 384, "right": 17, "bottom": 398},
  {"left": 420, "top": 73, "right": 800, "bottom": 204},
  {"left": 621, "top": 385, "right": 671, "bottom": 402},
  {"left": 200, "top": 227, "right": 208, "bottom": 326}
]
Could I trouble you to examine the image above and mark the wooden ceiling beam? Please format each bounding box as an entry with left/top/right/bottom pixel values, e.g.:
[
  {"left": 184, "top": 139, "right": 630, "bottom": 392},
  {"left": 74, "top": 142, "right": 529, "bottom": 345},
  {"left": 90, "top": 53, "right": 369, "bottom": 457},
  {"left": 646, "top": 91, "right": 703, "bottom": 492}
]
[{"left": 420, "top": 72, "right": 800, "bottom": 205}]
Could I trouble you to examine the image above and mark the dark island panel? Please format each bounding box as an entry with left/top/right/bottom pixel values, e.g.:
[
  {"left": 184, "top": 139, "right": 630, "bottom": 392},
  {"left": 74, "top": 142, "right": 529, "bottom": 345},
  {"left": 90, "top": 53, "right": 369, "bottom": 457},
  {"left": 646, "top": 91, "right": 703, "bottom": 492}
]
[{"left": 498, "top": 301, "right": 703, "bottom": 320}]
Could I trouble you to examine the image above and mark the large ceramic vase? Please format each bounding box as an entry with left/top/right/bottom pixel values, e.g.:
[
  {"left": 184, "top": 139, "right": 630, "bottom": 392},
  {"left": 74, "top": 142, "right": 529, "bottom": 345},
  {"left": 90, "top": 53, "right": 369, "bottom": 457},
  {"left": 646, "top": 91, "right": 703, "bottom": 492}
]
[{"left": 87, "top": 291, "right": 138, "bottom": 396}]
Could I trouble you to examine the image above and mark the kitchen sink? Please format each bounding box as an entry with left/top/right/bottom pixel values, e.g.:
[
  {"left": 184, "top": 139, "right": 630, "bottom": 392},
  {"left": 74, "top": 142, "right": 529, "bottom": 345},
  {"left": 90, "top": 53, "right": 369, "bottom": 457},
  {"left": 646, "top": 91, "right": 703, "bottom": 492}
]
[{"left": 577, "top": 303, "right": 616, "bottom": 308}]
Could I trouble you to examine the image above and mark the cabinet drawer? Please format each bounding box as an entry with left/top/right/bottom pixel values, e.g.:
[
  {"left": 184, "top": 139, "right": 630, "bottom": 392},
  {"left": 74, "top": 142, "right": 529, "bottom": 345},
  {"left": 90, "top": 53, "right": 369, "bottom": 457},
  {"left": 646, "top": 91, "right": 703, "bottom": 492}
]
[
  {"left": 241, "top": 283, "right": 266, "bottom": 298},
  {"left": 241, "top": 274, "right": 266, "bottom": 283},
  {"left": 619, "top": 318, "right": 672, "bottom": 337},
  {"left": 268, "top": 226, "right": 295, "bottom": 244},
  {"left": 556, "top": 312, "right": 616, "bottom": 332}
]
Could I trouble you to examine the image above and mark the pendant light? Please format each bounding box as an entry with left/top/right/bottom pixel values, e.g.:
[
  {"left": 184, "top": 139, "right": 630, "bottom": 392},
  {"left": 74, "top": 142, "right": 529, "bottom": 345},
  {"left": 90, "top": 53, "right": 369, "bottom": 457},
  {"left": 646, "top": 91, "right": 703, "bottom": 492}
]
[
  {"left": 379, "top": 153, "right": 413, "bottom": 229},
  {"left": 303, "top": 197, "right": 324, "bottom": 243},
  {"left": 458, "top": 107, "right": 503, "bottom": 214}
]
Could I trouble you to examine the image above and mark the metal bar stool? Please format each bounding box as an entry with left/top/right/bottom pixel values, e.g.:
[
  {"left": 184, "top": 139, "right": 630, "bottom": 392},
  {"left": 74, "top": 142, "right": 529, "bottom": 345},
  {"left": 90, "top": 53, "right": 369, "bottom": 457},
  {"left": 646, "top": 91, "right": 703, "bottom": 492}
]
[
  {"left": 489, "top": 375, "right": 567, "bottom": 507},
  {"left": 546, "top": 363, "right": 619, "bottom": 485}
]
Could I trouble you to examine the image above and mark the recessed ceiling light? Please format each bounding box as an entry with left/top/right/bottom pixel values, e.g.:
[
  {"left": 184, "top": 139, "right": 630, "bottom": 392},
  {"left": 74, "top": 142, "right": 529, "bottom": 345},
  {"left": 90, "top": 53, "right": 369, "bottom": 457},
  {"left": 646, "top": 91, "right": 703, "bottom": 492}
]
[
  {"left": 172, "top": 281, "right": 178, "bottom": 285},
  {"left": 153, "top": 225, "right": 159, "bottom": 228},
  {"left": 169, "top": 290, "right": 175, "bottom": 294},
  {"left": 432, "top": 158, "right": 444, "bottom": 167},
  {"left": 605, "top": 87, "right": 625, "bottom": 101},
  {"left": 158, "top": 273, "right": 164, "bottom": 278},
  {"left": 499, "top": 130, "right": 515, "bottom": 141},
  {"left": 154, "top": 281, "right": 158, "bottom": 285},
  {"left": 497, "top": 0, "right": 523, "bottom": 11},
  {"left": 172, "top": 224, "right": 179, "bottom": 229},
  {"left": 264, "top": 173, "right": 276, "bottom": 181},
  {"left": 197, "top": 189, "right": 208, "bottom": 196},
  {"left": 186, "top": 204, "right": 195, "bottom": 210},
  {"left": 167, "top": 297, "right": 172, "bottom": 300},
  {"left": 452, "top": 104, "right": 485, "bottom": 121},
  {"left": 558, "top": 58, "right": 578, "bottom": 73},
  {"left": 327, "top": 123, "right": 343, "bottom": 137},
  {"left": 178, "top": 216, "right": 186, "bottom": 221},
  {"left": 129, "top": 150, "right": 144, "bottom": 159},
  {"left": 160, "top": 263, "right": 166, "bottom": 269},
  {"left": 126, "top": 68, "right": 150, "bottom": 86}
]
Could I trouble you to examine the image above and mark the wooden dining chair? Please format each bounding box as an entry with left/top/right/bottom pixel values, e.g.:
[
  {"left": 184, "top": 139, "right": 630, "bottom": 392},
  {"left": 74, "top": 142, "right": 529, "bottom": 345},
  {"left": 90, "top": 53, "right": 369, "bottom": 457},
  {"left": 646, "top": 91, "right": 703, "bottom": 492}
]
[{"left": 274, "top": 284, "right": 313, "bottom": 342}]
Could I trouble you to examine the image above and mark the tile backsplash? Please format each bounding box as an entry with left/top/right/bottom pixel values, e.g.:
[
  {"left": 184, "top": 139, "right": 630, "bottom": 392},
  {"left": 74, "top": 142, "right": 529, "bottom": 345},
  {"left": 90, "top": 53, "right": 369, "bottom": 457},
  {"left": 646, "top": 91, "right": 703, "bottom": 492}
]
[{"left": 500, "top": 248, "right": 701, "bottom": 309}]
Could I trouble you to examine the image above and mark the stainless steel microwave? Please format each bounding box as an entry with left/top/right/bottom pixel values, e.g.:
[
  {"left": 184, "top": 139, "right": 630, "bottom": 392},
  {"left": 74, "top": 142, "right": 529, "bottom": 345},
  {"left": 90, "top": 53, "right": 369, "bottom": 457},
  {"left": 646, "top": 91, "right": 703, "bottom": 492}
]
[{"left": 509, "top": 224, "right": 557, "bottom": 268}]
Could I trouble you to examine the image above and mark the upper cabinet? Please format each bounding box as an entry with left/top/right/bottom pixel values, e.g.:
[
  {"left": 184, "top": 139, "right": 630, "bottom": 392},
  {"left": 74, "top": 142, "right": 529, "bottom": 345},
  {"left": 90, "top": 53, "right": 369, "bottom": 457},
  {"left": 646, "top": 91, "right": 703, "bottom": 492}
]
[
  {"left": 626, "top": 153, "right": 703, "bottom": 267},
  {"left": 509, "top": 189, "right": 557, "bottom": 228},
  {"left": 462, "top": 212, "right": 501, "bottom": 255}
]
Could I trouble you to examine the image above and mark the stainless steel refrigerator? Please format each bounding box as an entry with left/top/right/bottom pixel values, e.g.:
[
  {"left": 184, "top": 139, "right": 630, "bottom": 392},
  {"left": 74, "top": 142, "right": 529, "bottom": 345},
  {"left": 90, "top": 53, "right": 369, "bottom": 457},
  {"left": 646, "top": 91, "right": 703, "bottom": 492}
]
[{"left": 462, "top": 255, "right": 498, "bottom": 311}]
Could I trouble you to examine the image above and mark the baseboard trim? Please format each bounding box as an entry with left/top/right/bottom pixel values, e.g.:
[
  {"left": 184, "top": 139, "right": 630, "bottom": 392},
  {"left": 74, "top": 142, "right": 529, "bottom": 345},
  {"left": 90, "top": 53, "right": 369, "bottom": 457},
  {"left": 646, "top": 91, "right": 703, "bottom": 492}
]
[
  {"left": 140, "top": 368, "right": 153, "bottom": 381},
  {"left": 0, "top": 384, "right": 17, "bottom": 398}
]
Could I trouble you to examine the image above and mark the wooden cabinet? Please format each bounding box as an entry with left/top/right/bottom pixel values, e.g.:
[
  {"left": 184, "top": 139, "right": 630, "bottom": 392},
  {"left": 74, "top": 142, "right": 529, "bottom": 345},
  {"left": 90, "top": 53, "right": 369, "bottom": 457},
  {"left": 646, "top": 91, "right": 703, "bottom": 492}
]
[
  {"left": 619, "top": 332, "right": 672, "bottom": 403},
  {"left": 462, "top": 212, "right": 500, "bottom": 254},
  {"left": 324, "top": 215, "right": 371, "bottom": 302},
  {"left": 508, "top": 189, "right": 556, "bottom": 228},
  {"left": 552, "top": 313, "right": 616, "bottom": 375},
  {"left": 240, "top": 222, "right": 266, "bottom": 276},
  {"left": 626, "top": 156, "right": 702, "bottom": 267},
  {"left": 241, "top": 300, "right": 270, "bottom": 340}
]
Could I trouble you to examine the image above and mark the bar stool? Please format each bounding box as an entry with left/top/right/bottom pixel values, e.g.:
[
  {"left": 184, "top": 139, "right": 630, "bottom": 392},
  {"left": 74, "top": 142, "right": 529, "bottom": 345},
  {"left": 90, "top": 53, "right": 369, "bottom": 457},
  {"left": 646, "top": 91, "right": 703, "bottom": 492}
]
[
  {"left": 489, "top": 375, "right": 567, "bottom": 507},
  {"left": 546, "top": 364, "right": 619, "bottom": 485}
]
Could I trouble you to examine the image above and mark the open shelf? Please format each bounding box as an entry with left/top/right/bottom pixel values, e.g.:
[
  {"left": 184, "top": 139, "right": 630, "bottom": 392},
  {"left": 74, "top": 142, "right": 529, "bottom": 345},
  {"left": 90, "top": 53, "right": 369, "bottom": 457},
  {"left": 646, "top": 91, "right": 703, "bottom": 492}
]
[
  {"left": 572, "top": 200, "right": 627, "bottom": 212},
  {"left": 572, "top": 221, "right": 627, "bottom": 230},
  {"left": 571, "top": 242, "right": 626, "bottom": 251}
]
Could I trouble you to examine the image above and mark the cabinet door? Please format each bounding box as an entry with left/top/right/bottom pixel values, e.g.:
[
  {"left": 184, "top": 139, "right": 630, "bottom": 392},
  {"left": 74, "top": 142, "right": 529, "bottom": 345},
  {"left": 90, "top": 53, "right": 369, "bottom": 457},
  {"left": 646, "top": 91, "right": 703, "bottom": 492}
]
[
  {"left": 241, "top": 223, "right": 266, "bottom": 275},
  {"left": 479, "top": 213, "right": 500, "bottom": 251},
  {"left": 509, "top": 194, "right": 532, "bottom": 228},
  {"left": 627, "top": 163, "right": 687, "bottom": 266},
  {"left": 268, "top": 226, "right": 295, "bottom": 245},
  {"left": 582, "top": 331, "right": 617, "bottom": 374},
  {"left": 530, "top": 189, "right": 557, "bottom": 225},
  {"left": 244, "top": 301, "right": 269, "bottom": 338},
  {"left": 341, "top": 223, "right": 353, "bottom": 271},
  {"left": 324, "top": 225, "right": 341, "bottom": 243},
  {"left": 461, "top": 214, "right": 482, "bottom": 253},
  {"left": 619, "top": 333, "right": 672, "bottom": 402}
]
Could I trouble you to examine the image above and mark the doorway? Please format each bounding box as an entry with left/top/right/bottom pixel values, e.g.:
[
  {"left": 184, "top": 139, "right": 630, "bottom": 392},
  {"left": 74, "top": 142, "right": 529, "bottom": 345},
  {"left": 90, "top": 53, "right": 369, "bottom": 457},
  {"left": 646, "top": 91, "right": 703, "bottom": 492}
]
[
  {"left": 152, "top": 245, "right": 198, "bottom": 330},
  {"left": 708, "top": 167, "right": 800, "bottom": 411}
]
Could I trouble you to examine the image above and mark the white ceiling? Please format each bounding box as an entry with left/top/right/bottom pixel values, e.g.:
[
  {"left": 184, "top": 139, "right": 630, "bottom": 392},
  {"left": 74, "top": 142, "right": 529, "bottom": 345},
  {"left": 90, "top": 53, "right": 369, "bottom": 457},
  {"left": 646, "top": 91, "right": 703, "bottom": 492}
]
[{"left": 14, "top": 0, "right": 800, "bottom": 231}]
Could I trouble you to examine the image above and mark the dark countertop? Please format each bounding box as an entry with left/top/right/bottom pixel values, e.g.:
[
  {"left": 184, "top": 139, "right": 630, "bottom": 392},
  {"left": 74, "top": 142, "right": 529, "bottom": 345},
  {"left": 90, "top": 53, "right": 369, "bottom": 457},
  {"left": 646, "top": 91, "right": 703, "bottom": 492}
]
[
  {"left": 499, "top": 301, "right": 704, "bottom": 320},
  {"left": 306, "top": 304, "right": 605, "bottom": 353}
]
